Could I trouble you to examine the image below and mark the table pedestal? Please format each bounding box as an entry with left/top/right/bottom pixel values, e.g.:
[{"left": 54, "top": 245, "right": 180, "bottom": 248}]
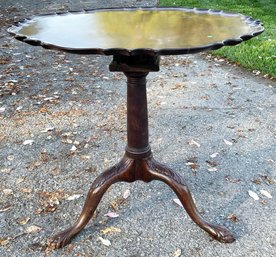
[{"left": 50, "top": 55, "right": 235, "bottom": 249}]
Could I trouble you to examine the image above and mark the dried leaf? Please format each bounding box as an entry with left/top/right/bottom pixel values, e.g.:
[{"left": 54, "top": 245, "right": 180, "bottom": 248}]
[
  {"left": 208, "top": 167, "right": 218, "bottom": 172},
  {"left": 98, "top": 237, "right": 111, "bottom": 246},
  {"left": 223, "top": 139, "right": 233, "bottom": 146},
  {"left": 227, "top": 213, "right": 239, "bottom": 223},
  {"left": 225, "top": 175, "right": 241, "bottom": 183},
  {"left": 7, "top": 155, "right": 14, "bottom": 161},
  {"left": 0, "top": 205, "right": 12, "bottom": 213},
  {"left": 70, "top": 145, "right": 77, "bottom": 151},
  {"left": 259, "top": 174, "right": 275, "bottom": 185},
  {"left": 66, "top": 194, "right": 83, "bottom": 201},
  {"left": 0, "top": 238, "right": 10, "bottom": 246},
  {"left": 172, "top": 248, "right": 182, "bottom": 257},
  {"left": 260, "top": 190, "right": 272, "bottom": 199},
  {"left": 110, "top": 200, "right": 119, "bottom": 211},
  {"left": 41, "top": 127, "right": 55, "bottom": 133},
  {"left": 122, "top": 189, "right": 130, "bottom": 199},
  {"left": 110, "top": 197, "right": 124, "bottom": 211},
  {"left": 189, "top": 139, "right": 201, "bottom": 148},
  {"left": 171, "top": 83, "right": 186, "bottom": 90},
  {"left": 173, "top": 198, "right": 183, "bottom": 208},
  {"left": 16, "top": 177, "right": 25, "bottom": 185},
  {"left": 100, "top": 227, "right": 121, "bottom": 234},
  {"left": 3, "top": 189, "right": 13, "bottom": 195},
  {"left": 210, "top": 152, "right": 218, "bottom": 158},
  {"left": 251, "top": 178, "right": 262, "bottom": 184},
  {"left": 248, "top": 190, "right": 259, "bottom": 201},
  {"left": 1, "top": 168, "right": 12, "bottom": 173},
  {"left": 25, "top": 225, "right": 42, "bottom": 234},
  {"left": 185, "top": 162, "right": 199, "bottom": 170},
  {"left": 260, "top": 199, "right": 268, "bottom": 205},
  {"left": 206, "top": 160, "right": 218, "bottom": 167},
  {"left": 23, "top": 139, "right": 34, "bottom": 145},
  {"left": 17, "top": 217, "right": 31, "bottom": 225},
  {"left": 104, "top": 212, "right": 119, "bottom": 218},
  {"left": 80, "top": 155, "right": 91, "bottom": 160},
  {"left": 37, "top": 191, "right": 65, "bottom": 214},
  {"left": 35, "top": 209, "right": 43, "bottom": 215},
  {"left": 20, "top": 188, "right": 32, "bottom": 193}
]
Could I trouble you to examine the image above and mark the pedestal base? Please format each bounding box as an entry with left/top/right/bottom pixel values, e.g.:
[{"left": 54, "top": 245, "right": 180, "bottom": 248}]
[
  {"left": 50, "top": 154, "right": 235, "bottom": 249},
  {"left": 49, "top": 55, "right": 235, "bottom": 249}
]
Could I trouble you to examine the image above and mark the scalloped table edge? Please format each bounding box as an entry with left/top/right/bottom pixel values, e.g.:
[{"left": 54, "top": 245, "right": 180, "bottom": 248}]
[{"left": 7, "top": 6, "right": 264, "bottom": 56}]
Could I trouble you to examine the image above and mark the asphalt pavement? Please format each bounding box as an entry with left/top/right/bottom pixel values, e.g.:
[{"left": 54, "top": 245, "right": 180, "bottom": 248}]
[{"left": 0, "top": 1, "right": 275, "bottom": 256}]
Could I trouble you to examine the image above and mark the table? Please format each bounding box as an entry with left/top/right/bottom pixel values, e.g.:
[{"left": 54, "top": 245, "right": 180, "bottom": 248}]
[{"left": 8, "top": 7, "right": 264, "bottom": 249}]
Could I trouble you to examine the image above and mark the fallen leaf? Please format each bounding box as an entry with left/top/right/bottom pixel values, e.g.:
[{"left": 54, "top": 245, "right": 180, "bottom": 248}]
[
  {"left": 227, "top": 213, "right": 239, "bottom": 223},
  {"left": 260, "top": 190, "right": 272, "bottom": 199},
  {"left": 25, "top": 225, "right": 42, "bottom": 234},
  {"left": 223, "top": 139, "right": 233, "bottom": 146},
  {"left": 80, "top": 155, "right": 91, "bottom": 160},
  {"left": 171, "top": 83, "right": 186, "bottom": 90},
  {"left": 62, "top": 139, "right": 73, "bottom": 144},
  {"left": 110, "top": 197, "right": 124, "bottom": 211},
  {"left": 7, "top": 155, "right": 14, "bottom": 161},
  {"left": 260, "top": 200, "right": 268, "bottom": 205},
  {"left": 251, "top": 178, "right": 262, "bottom": 184},
  {"left": 20, "top": 188, "right": 32, "bottom": 193},
  {"left": 66, "top": 194, "right": 83, "bottom": 201},
  {"left": 41, "top": 127, "right": 55, "bottom": 133},
  {"left": 0, "top": 238, "right": 10, "bottom": 246},
  {"left": 70, "top": 145, "right": 77, "bottom": 151},
  {"left": 173, "top": 198, "right": 183, "bottom": 208},
  {"left": 172, "top": 248, "right": 182, "bottom": 257},
  {"left": 98, "top": 237, "right": 111, "bottom": 246},
  {"left": 110, "top": 200, "right": 119, "bottom": 211},
  {"left": 16, "top": 177, "right": 25, "bottom": 185},
  {"left": 248, "top": 190, "right": 259, "bottom": 201},
  {"left": 23, "top": 139, "right": 34, "bottom": 145},
  {"left": 0, "top": 205, "right": 12, "bottom": 213},
  {"left": 189, "top": 139, "right": 201, "bottom": 148},
  {"left": 259, "top": 174, "right": 275, "bottom": 185},
  {"left": 101, "top": 227, "right": 121, "bottom": 234},
  {"left": 225, "top": 175, "right": 241, "bottom": 183},
  {"left": 104, "top": 212, "right": 119, "bottom": 218},
  {"left": 206, "top": 160, "right": 218, "bottom": 167},
  {"left": 0, "top": 107, "right": 6, "bottom": 113},
  {"left": 1, "top": 168, "right": 12, "bottom": 173},
  {"left": 37, "top": 191, "right": 64, "bottom": 214},
  {"left": 35, "top": 209, "right": 43, "bottom": 215},
  {"left": 17, "top": 217, "right": 31, "bottom": 225},
  {"left": 210, "top": 152, "right": 218, "bottom": 158},
  {"left": 208, "top": 167, "right": 218, "bottom": 172},
  {"left": 3, "top": 189, "right": 13, "bottom": 195},
  {"left": 122, "top": 189, "right": 130, "bottom": 199}
]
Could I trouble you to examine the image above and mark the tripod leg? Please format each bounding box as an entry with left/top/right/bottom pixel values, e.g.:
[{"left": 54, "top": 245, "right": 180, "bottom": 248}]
[
  {"left": 146, "top": 158, "right": 235, "bottom": 243},
  {"left": 49, "top": 157, "right": 134, "bottom": 249}
]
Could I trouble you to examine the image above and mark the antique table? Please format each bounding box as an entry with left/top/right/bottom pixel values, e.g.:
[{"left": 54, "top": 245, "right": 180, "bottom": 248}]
[{"left": 8, "top": 7, "right": 264, "bottom": 249}]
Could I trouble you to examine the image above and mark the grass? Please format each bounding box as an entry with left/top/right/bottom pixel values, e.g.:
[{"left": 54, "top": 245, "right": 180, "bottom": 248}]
[{"left": 159, "top": 0, "right": 276, "bottom": 78}]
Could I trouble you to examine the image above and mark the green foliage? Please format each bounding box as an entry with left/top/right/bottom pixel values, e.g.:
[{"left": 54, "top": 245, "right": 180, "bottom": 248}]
[{"left": 159, "top": 0, "right": 276, "bottom": 77}]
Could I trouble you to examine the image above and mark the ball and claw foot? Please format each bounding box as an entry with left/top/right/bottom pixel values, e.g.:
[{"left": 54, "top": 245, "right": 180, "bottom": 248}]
[
  {"left": 208, "top": 224, "right": 235, "bottom": 243},
  {"left": 48, "top": 227, "right": 77, "bottom": 249}
]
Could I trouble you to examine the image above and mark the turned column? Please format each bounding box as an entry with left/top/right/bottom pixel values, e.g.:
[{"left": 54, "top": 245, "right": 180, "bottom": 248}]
[
  {"left": 109, "top": 54, "right": 160, "bottom": 158},
  {"left": 125, "top": 72, "right": 151, "bottom": 158}
]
